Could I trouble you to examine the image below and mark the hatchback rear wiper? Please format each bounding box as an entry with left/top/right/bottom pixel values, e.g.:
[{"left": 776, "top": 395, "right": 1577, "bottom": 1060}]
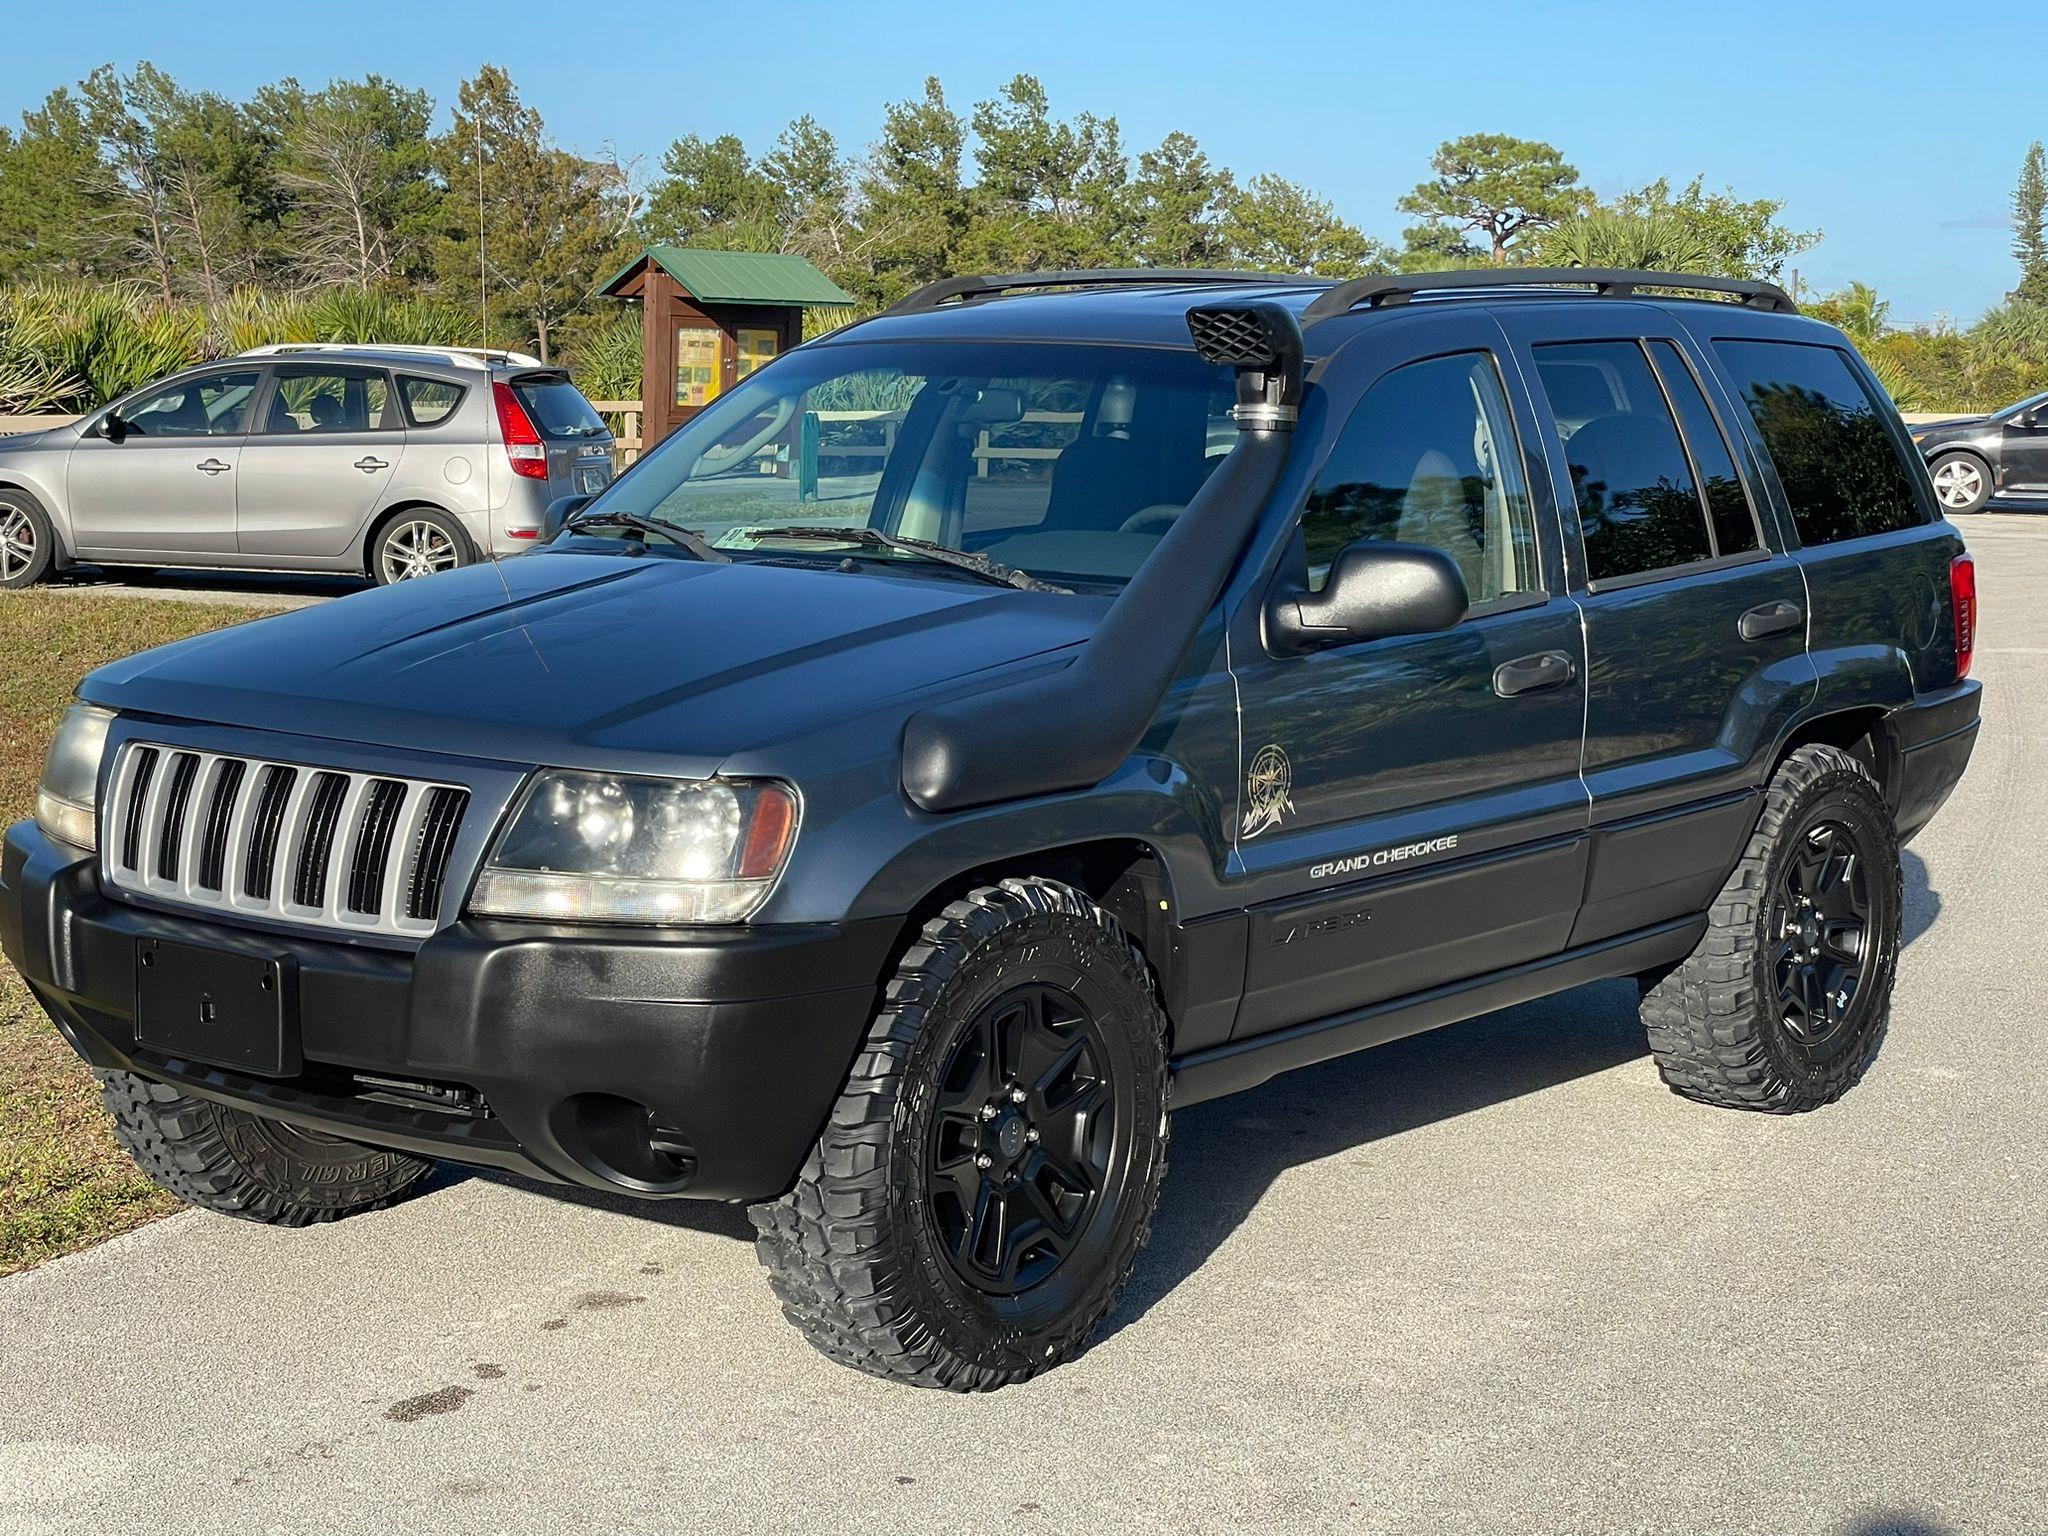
[
  {"left": 564, "top": 509, "right": 729, "bottom": 563},
  {"left": 732, "top": 526, "right": 1068, "bottom": 593}
]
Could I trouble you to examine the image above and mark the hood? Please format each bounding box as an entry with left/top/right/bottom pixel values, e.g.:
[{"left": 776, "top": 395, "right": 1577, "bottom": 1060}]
[
  {"left": 84, "top": 551, "right": 1101, "bottom": 773},
  {"left": 1912, "top": 415, "right": 1990, "bottom": 438}
]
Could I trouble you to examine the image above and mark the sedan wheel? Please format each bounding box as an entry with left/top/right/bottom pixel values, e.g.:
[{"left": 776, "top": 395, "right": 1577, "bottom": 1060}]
[
  {"left": 376, "top": 518, "right": 464, "bottom": 584},
  {"left": 1931, "top": 454, "right": 1991, "bottom": 514}
]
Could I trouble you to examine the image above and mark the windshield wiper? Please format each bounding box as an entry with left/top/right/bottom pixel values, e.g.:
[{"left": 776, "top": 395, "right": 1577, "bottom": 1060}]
[
  {"left": 732, "top": 526, "right": 1068, "bottom": 594},
  {"left": 564, "top": 509, "right": 730, "bottom": 563}
]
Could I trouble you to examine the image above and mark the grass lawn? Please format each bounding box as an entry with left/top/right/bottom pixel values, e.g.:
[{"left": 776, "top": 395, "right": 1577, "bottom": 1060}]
[{"left": 0, "top": 591, "right": 290, "bottom": 1276}]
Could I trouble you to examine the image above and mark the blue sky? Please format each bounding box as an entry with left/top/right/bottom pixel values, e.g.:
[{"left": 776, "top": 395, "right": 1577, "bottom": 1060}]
[{"left": 1, "top": 0, "right": 2031, "bottom": 324}]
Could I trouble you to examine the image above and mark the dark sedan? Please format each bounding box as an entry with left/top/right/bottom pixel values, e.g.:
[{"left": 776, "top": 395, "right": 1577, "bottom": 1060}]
[{"left": 1911, "top": 391, "right": 2048, "bottom": 513}]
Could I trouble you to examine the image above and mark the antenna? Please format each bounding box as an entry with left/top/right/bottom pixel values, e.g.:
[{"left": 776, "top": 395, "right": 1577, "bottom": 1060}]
[{"left": 477, "top": 111, "right": 488, "bottom": 348}]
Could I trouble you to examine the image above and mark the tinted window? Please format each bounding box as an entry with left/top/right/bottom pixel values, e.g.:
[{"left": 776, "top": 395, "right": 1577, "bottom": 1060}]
[
  {"left": 398, "top": 375, "right": 464, "bottom": 427},
  {"left": 118, "top": 370, "right": 261, "bottom": 437},
  {"left": 514, "top": 378, "right": 608, "bottom": 439},
  {"left": 1713, "top": 340, "right": 1929, "bottom": 544},
  {"left": 1648, "top": 341, "right": 1759, "bottom": 556},
  {"left": 1534, "top": 341, "right": 1711, "bottom": 580},
  {"left": 1301, "top": 352, "right": 1539, "bottom": 606},
  {"left": 262, "top": 368, "right": 395, "bottom": 434}
]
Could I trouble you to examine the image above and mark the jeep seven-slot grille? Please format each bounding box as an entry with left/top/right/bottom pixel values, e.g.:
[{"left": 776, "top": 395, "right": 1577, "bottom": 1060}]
[{"left": 102, "top": 744, "right": 471, "bottom": 938}]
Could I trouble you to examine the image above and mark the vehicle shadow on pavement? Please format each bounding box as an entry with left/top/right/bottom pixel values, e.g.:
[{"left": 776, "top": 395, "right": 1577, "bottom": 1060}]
[
  {"left": 1900, "top": 849, "right": 1939, "bottom": 948},
  {"left": 1110, "top": 977, "right": 1654, "bottom": 1336},
  {"left": 463, "top": 1168, "right": 760, "bottom": 1241}
]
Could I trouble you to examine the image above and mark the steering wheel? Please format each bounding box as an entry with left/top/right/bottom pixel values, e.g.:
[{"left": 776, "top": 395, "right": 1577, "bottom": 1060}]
[{"left": 1117, "top": 504, "right": 1184, "bottom": 535}]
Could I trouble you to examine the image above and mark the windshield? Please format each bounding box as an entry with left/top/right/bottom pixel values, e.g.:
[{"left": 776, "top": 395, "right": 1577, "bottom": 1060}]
[{"left": 574, "top": 339, "right": 1236, "bottom": 586}]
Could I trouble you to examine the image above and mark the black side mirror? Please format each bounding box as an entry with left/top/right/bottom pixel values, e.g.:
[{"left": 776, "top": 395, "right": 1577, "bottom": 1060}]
[
  {"left": 94, "top": 412, "right": 128, "bottom": 443},
  {"left": 543, "top": 494, "right": 592, "bottom": 540},
  {"left": 1266, "top": 539, "right": 1470, "bottom": 654}
]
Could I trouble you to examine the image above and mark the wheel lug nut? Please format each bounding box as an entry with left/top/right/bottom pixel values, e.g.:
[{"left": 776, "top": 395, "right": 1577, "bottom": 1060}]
[
  {"left": 1010, "top": 1087, "right": 1028, "bottom": 1104},
  {"left": 1025, "top": 1127, "right": 1040, "bottom": 1143},
  {"left": 975, "top": 1153, "right": 993, "bottom": 1170},
  {"left": 979, "top": 1104, "right": 998, "bottom": 1121}
]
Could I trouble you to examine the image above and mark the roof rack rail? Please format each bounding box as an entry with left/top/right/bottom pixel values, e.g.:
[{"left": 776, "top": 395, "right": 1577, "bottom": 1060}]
[
  {"left": 882, "top": 268, "right": 1308, "bottom": 318},
  {"left": 235, "top": 342, "right": 547, "bottom": 369},
  {"left": 1299, "top": 267, "right": 1797, "bottom": 323}
]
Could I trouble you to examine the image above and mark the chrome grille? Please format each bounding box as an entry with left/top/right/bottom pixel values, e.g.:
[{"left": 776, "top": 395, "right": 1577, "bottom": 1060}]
[{"left": 102, "top": 744, "right": 471, "bottom": 938}]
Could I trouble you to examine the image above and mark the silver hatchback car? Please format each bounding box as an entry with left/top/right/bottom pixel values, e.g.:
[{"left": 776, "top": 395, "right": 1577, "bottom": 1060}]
[{"left": 0, "top": 343, "right": 615, "bottom": 589}]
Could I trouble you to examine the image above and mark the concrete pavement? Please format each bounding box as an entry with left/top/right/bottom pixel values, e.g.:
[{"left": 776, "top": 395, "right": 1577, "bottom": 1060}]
[{"left": 1, "top": 517, "right": 2043, "bottom": 1535}]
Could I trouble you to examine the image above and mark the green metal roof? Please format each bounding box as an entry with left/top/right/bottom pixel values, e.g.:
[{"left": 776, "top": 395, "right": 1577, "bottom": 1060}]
[{"left": 602, "top": 246, "right": 855, "bottom": 308}]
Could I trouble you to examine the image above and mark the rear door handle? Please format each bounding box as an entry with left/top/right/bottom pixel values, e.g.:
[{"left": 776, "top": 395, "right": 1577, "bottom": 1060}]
[
  {"left": 1738, "top": 599, "right": 1804, "bottom": 642},
  {"left": 195, "top": 458, "right": 231, "bottom": 475},
  {"left": 353, "top": 457, "right": 389, "bottom": 473},
  {"left": 1494, "top": 650, "right": 1577, "bottom": 698}
]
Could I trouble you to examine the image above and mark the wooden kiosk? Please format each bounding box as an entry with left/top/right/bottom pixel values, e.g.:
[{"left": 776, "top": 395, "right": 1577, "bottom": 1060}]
[{"left": 598, "top": 246, "right": 856, "bottom": 450}]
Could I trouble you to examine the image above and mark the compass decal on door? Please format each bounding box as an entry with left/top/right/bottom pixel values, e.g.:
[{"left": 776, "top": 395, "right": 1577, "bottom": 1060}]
[{"left": 1241, "top": 743, "right": 1296, "bottom": 840}]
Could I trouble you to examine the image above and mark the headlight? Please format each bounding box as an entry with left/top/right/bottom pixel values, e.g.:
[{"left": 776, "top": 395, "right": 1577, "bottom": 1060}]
[
  {"left": 470, "top": 770, "right": 798, "bottom": 923},
  {"left": 34, "top": 704, "right": 114, "bottom": 850}
]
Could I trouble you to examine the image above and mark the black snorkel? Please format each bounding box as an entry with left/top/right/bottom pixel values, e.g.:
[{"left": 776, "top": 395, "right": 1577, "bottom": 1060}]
[{"left": 900, "top": 300, "right": 1306, "bottom": 813}]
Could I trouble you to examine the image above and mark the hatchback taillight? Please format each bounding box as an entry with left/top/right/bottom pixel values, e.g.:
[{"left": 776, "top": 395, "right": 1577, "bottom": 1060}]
[
  {"left": 1951, "top": 552, "right": 1976, "bottom": 681},
  {"left": 492, "top": 381, "right": 549, "bottom": 481}
]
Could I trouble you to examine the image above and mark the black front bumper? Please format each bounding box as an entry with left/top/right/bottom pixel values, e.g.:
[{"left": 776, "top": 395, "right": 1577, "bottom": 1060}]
[{"left": 1, "top": 821, "right": 899, "bottom": 1202}]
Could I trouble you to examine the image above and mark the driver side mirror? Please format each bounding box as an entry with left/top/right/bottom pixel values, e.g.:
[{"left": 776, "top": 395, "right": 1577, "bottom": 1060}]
[
  {"left": 1266, "top": 539, "right": 1470, "bottom": 655},
  {"left": 92, "top": 412, "right": 128, "bottom": 444},
  {"left": 542, "top": 494, "right": 591, "bottom": 540}
]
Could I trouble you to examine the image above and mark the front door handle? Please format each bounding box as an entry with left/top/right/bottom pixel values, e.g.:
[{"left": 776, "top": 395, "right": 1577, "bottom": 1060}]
[
  {"left": 195, "top": 458, "right": 231, "bottom": 475},
  {"left": 353, "top": 457, "right": 389, "bottom": 473},
  {"left": 1494, "top": 650, "right": 1577, "bottom": 698},
  {"left": 1738, "top": 599, "right": 1804, "bottom": 642}
]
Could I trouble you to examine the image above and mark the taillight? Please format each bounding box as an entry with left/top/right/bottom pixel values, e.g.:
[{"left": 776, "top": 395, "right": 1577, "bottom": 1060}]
[
  {"left": 492, "top": 381, "right": 549, "bottom": 481},
  {"left": 1951, "top": 552, "right": 1976, "bottom": 681}
]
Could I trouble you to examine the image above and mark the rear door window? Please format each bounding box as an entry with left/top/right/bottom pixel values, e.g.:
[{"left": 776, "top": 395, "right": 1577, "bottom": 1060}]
[
  {"left": 1712, "top": 339, "right": 1930, "bottom": 545},
  {"left": 512, "top": 377, "right": 609, "bottom": 440},
  {"left": 1646, "top": 341, "right": 1761, "bottom": 556},
  {"left": 1533, "top": 340, "right": 1713, "bottom": 581},
  {"left": 261, "top": 367, "right": 397, "bottom": 434}
]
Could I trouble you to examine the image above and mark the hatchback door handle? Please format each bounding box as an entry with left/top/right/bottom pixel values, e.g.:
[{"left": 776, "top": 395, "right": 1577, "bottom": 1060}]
[
  {"left": 195, "top": 458, "right": 231, "bottom": 475},
  {"left": 353, "top": 457, "right": 389, "bottom": 473},
  {"left": 1494, "top": 650, "right": 1577, "bottom": 698},
  {"left": 1738, "top": 599, "right": 1804, "bottom": 641}
]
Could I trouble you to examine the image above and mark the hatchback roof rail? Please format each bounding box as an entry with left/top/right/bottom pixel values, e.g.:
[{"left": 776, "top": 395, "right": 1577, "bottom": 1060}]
[
  {"left": 1299, "top": 267, "right": 1798, "bottom": 323},
  {"left": 882, "top": 268, "right": 1311, "bottom": 317},
  {"left": 235, "top": 342, "right": 547, "bottom": 369}
]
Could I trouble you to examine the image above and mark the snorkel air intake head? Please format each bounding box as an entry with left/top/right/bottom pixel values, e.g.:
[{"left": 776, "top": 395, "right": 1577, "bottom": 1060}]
[{"left": 1186, "top": 300, "right": 1305, "bottom": 432}]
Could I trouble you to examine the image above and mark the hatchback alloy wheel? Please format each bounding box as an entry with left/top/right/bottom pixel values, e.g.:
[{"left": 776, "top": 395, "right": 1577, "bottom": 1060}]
[
  {"left": 0, "top": 506, "right": 36, "bottom": 583},
  {"left": 380, "top": 520, "right": 460, "bottom": 582}
]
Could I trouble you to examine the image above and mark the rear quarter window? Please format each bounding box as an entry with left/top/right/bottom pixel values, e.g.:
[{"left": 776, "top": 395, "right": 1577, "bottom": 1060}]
[
  {"left": 397, "top": 375, "right": 466, "bottom": 428},
  {"left": 1711, "top": 339, "right": 1930, "bottom": 545}
]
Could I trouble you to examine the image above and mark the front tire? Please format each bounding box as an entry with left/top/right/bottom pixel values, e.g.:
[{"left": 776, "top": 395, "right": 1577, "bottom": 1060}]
[
  {"left": 98, "top": 1068, "right": 434, "bottom": 1225},
  {"left": 1929, "top": 451, "right": 1993, "bottom": 515},
  {"left": 751, "top": 877, "right": 1170, "bottom": 1390},
  {"left": 371, "top": 508, "right": 473, "bottom": 585},
  {"left": 1639, "top": 745, "right": 1901, "bottom": 1112},
  {"left": 0, "top": 491, "right": 56, "bottom": 589}
]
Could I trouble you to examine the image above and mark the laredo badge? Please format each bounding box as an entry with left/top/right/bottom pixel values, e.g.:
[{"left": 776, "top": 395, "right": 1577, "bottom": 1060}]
[{"left": 1241, "top": 743, "right": 1295, "bottom": 839}]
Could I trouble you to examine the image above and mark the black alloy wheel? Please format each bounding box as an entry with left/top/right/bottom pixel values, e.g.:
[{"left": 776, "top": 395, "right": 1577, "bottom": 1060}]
[
  {"left": 926, "top": 982, "right": 1114, "bottom": 1297},
  {"left": 1767, "top": 819, "right": 1877, "bottom": 1062}
]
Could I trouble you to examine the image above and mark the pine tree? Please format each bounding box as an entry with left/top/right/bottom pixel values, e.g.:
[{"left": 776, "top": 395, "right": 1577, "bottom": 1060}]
[{"left": 2014, "top": 142, "right": 2048, "bottom": 305}]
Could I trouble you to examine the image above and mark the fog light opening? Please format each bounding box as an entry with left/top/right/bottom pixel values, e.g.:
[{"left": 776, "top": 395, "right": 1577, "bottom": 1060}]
[{"left": 550, "top": 1092, "right": 697, "bottom": 1193}]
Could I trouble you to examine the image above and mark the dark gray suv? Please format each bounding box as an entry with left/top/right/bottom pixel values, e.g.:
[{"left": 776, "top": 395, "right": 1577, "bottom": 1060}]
[{"left": 0, "top": 343, "right": 613, "bottom": 588}]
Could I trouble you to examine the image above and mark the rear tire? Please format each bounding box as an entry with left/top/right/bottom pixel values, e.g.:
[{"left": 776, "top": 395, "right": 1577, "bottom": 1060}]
[
  {"left": 370, "top": 508, "right": 473, "bottom": 585},
  {"left": 1929, "top": 451, "right": 1993, "bottom": 515},
  {"left": 0, "top": 490, "right": 56, "bottom": 589},
  {"left": 750, "top": 877, "right": 1170, "bottom": 1390},
  {"left": 1639, "top": 745, "right": 1901, "bottom": 1112},
  {"left": 98, "top": 1068, "right": 434, "bottom": 1225}
]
